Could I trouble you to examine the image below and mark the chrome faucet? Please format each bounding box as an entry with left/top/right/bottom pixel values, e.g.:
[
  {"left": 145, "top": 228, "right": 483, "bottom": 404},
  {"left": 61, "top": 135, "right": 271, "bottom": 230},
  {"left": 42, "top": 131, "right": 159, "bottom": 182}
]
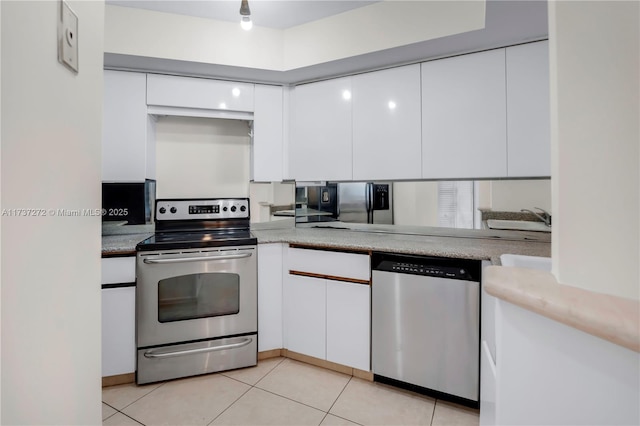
[{"left": 521, "top": 207, "right": 552, "bottom": 227}]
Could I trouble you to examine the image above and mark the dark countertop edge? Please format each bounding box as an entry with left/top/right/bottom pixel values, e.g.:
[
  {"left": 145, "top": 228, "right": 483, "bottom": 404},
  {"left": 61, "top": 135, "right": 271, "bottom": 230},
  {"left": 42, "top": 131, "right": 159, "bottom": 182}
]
[{"left": 102, "top": 250, "right": 137, "bottom": 258}]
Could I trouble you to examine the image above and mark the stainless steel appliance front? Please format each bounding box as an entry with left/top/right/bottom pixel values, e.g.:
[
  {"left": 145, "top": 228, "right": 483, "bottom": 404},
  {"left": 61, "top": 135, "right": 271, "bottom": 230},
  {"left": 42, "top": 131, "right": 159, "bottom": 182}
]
[
  {"left": 371, "top": 253, "right": 480, "bottom": 405},
  {"left": 136, "top": 245, "right": 257, "bottom": 383}
]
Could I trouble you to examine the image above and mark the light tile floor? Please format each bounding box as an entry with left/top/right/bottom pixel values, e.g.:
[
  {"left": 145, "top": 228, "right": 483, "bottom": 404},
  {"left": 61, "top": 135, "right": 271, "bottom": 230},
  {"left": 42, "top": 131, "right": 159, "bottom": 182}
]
[{"left": 102, "top": 357, "right": 479, "bottom": 426}]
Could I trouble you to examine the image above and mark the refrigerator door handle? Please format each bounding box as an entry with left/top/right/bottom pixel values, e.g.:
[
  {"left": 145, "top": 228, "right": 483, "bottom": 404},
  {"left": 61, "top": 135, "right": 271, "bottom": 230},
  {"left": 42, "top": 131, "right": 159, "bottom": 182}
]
[{"left": 365, "top": 182, "right": 373, "bottom": 211}]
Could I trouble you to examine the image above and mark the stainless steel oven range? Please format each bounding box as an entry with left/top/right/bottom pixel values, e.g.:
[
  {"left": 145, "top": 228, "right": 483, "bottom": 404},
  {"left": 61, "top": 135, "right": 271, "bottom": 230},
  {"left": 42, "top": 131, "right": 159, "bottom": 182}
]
[{"left": 135, "top": 198, "right": 257, "bottom": 384}]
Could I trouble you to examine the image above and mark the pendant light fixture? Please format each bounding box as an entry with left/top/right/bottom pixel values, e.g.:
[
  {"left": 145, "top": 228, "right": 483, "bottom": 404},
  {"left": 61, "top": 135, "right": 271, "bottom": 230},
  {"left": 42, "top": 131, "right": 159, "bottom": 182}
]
[{"left": 240, "top": 0, "right": 252, "bottom": 31}]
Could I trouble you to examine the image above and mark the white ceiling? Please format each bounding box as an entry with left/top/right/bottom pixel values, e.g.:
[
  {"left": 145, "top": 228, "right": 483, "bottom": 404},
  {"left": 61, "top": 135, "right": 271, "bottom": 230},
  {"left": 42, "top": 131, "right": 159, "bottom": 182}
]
[{"left": 106, "top": 0, "right": 380, "bottom": 29}]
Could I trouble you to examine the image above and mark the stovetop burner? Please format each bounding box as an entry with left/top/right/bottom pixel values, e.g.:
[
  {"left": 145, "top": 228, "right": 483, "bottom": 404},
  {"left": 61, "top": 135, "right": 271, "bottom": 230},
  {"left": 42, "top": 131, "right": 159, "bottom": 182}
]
[{"left": 136, "top": 198, "right": 256, "bottom": 252}]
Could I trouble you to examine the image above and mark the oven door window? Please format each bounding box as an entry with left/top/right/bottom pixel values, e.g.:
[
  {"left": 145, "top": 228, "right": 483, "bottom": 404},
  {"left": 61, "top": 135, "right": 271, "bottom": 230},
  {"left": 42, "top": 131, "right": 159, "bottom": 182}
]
[{"left": 157, "top": 273, "right": 239, "bottom": 323}]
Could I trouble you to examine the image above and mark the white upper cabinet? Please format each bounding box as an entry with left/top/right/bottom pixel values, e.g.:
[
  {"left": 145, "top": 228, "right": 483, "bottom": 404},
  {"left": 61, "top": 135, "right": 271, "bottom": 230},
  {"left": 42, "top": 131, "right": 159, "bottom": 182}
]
[
  {"left": 421, "top": 49, "right": 508, "bottom": 179},
  {"left": 506, "top": 41, "right": 551, "bottom": 177},
  {"left": 352, "top": 65, "right": 422, "bottom": 180},
  {"left": 253, "top": 85, "right": 284, "bottom": 182},
  {"left": 289, "top": 77, "right": 353, "bottom": 181},
  {"left": 146, "top": 74, "right": 254, "bottom": 112},
  {"left": 103, "top": 70, "right": 148, "bottom": 182}
]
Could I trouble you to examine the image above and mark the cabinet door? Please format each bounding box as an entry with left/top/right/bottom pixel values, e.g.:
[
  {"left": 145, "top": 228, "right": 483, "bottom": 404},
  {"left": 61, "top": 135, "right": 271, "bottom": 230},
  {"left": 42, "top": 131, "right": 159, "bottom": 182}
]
[
  {"left": 101, "top": 257, "right": 136, "bottom": 285},
  {"left": 283, "top": 274, "right": 326, "bottom": 359},
  {"left": 147, "top": 74, "right": 254, "bottom": 112},
  {"left": 480, "top": 340, "right": 497, "bottom": 426},
  {"left": 353, "top": 65, "right": 422, "bottom": 180},
  {"left": 422, "top": 49, "right": 507, "bottom": 179},
  {"left": 289, "top": 77, "right": 353, "bottom": 181},
  {"left": 253, "top": 85, "right": 284, "bottom": 182},
  {"left": 102, "top": 71, "right": 148, "bottom": 181},
  {"left": 102, "top": 287, "right": 136, "bottom": 377},
  {"left": 258, "top": 244, "right": 283, "bottom": 352},
  {"left": 506, "top": 41, "right": 551, "bottom": 177},
  {"left": 326, "top": 281, "right": 370, "bottom": 371}
]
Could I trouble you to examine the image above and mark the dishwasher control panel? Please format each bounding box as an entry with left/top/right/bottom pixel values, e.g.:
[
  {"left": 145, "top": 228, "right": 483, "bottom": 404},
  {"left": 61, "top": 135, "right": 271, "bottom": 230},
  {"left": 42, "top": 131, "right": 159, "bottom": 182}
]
[
  {"left": 389, "top": 262, "right": 472, "bottom": 279},
  {"left": 372, "top": 252, "right": 481, "bottom": 282}
]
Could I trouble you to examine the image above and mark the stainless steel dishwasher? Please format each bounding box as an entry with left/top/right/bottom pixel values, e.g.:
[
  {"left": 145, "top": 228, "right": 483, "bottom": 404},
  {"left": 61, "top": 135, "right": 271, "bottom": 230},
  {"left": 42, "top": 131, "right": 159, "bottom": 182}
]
[{"left": 371, "top": 252, "right": 481, "bottom": 407}]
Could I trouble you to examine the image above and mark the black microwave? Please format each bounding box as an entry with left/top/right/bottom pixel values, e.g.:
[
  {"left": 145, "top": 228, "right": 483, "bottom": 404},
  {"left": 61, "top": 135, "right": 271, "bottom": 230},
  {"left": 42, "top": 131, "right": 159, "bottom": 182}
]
[{"left": 102, "top": 180, "right": 156, "bottom": 225}]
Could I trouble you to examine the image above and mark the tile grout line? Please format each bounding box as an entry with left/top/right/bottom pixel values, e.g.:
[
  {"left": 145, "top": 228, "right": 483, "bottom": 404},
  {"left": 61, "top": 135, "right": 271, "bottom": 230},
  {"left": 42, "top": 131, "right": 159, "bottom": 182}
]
[
  {"left": 318, "top": 376, "right": 367, "bottom": 426},
  {"left": 254, "top": 386, "right": 331, "bottom": 414},
  {"left": 206, "top": 383, "right": 254, "bottom": 426},
  {"left": 112, "top": 381, "right": 168, "bottom": 413},
  {"left": 429, "top": 398, "right": 438, "bottom": 426},
  {"left": 117, "top": 410, "right": 146, "bottom": 426},
  {"left": 247, "top": 358, "right": 361, "bottom": 422},
  {"left": 206, "top": 357, "right": 288, "bottom": 426}
]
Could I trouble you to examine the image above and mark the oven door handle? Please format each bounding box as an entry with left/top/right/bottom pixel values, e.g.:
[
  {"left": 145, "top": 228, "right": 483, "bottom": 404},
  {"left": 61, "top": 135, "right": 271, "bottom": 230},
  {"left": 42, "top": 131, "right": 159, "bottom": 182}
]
[
  {"left": 143, "top": 338, "right": 253, "bottom": 359},
  {"left": 143, "top": 252, "right": 253, "bottom": 264}
]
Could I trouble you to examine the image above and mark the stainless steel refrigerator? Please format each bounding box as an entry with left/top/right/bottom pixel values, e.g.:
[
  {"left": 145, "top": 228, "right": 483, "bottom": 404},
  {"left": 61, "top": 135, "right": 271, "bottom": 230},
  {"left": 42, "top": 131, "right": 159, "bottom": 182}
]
[{"left": 338, "top": 182, "right": 393, "bottom": 224}]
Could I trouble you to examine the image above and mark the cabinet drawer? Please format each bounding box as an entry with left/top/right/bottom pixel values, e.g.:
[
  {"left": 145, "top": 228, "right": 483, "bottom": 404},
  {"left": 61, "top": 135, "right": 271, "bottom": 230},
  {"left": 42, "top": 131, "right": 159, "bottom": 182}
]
[
  {"left": 147, "top": 74, "right": 254, "bottom": 112},
  {"left": 101, "top": 257, "right": 136, "bottom": 285},
  {"left": 288, "top": 247, "right": 370, "bottom": 282}
]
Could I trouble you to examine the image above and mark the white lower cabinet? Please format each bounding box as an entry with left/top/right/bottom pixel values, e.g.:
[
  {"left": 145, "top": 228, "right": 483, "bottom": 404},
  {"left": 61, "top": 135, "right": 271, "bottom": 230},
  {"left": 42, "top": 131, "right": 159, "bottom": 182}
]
[
  {"left": 284, "top": 274, "right": 327, "bottom": 359},
  {"left": 480, "top": 340, "right": 497, "bottom": 426},
  {"left": 282, "top": 246, "right": 371, "bottom": 370},
  {"left": 326, "top": 280, "right": 370, "bottom": 371},
  {"left": 258, "top": 243, "right": 284, "bottom": 352},
  {"left": 284, "top": 274, "right": 371, "bottom": 370},
  {"left": 101, "top": 256, "right": 136, "bottom": 378},
  {"left": 101, "top": 286, "right": 136, "bottom": 377}
]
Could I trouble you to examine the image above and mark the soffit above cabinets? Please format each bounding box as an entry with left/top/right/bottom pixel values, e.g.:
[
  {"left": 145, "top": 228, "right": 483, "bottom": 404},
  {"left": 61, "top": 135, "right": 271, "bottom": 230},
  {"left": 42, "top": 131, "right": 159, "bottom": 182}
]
[{"left": 104, "top": 0, "right": 548, "bottom": 85}]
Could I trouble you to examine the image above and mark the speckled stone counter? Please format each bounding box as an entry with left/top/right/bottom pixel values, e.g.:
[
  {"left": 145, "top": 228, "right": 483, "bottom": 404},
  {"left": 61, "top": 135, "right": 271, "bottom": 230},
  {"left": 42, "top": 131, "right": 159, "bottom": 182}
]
[
  {"left": 101, "top": 218, "right": 551, "bottom": 262},
  {"left": 252, "top": 227, "right": 550, "bottom": 264},
  {"left": 102, "top": 233, "right": 153, "bottom": 257},
  {"left": 101, "top": 223, "right": 155, "bottom": 256}
]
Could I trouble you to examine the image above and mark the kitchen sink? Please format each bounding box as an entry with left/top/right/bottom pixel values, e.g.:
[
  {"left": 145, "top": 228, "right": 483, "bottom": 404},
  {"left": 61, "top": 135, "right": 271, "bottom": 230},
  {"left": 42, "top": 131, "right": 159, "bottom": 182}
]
[
  {"left": 500, "top": 254, "right": 551, "bottom": 271},
  {"left": 487, "top": 219, "right": 550, "bottom": 232}
]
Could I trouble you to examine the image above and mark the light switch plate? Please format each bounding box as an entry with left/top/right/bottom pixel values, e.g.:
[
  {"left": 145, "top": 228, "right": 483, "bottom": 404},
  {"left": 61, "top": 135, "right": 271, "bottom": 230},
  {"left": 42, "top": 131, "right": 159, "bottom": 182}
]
[{"left": 58, "top": 0, "right": 78, "bottom": 73}]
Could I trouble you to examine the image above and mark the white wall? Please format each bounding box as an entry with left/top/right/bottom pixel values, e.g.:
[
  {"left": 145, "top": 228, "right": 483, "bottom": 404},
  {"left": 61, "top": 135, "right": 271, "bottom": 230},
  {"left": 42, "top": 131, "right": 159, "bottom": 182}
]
[
  {"left": 1, "top": 1, "right": 104, "bottom": 424},
  {"left": 282, "top": 1, "right": 485, "bottom": 69},
  {"left": 0, "top": 3, "right": 3, "bottom": 420},
  {"left": 155, "top": 116, "right": 251, "bottom": 198},
  {"left": 104, "top": 1, "right": 485, "bottom": 71},
  {"left": 549, "top": 1, "right": 639, "bottom": 300},
  {"left": 249, "top": 182, "right": 295, "bottom": 223},
  {"left": 105, "top": 5, "right": 284, "bottom": 71},
  {"left": 489, "top": 180, "right": 551, "bottom": 212},
  {"left": 393, "top": 181, "right": 439, "bottom": 227}
]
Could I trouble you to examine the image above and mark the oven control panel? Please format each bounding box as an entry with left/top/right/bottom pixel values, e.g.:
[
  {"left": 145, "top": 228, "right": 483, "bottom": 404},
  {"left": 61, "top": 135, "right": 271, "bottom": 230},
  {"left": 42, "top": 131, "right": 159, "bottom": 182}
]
[{"left": 156, "top": 198, "right": 250, "bottom": 221}]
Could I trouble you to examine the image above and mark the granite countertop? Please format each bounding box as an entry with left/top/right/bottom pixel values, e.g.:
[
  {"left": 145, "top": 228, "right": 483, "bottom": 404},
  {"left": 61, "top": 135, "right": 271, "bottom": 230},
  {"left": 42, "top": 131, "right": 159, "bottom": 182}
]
[
  {"left": 102, "top": 233, "right": 153, "bottom": 256},
  {"left": 252, "top": 224, "right": 550, "bottom": 264},
  {"left": 101, "top": 219, "right": 551, "bottom": 263},
  {"left": 101, "top": 223, "right": 155, "bottom": 257},
  {"left": 484, "top": 266, "right": 640, "bottom": 353}
]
